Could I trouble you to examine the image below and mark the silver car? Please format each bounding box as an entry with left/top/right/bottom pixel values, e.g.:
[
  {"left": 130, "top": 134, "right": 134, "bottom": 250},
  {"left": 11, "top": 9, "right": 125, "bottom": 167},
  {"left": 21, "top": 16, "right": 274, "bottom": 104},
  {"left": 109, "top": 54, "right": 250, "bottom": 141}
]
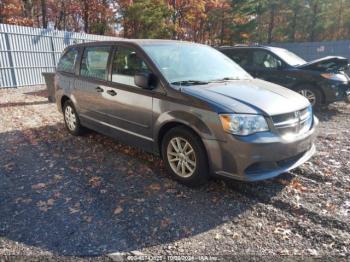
[{"left": 55, "top": 40, "right": 318, "bottom": 186}]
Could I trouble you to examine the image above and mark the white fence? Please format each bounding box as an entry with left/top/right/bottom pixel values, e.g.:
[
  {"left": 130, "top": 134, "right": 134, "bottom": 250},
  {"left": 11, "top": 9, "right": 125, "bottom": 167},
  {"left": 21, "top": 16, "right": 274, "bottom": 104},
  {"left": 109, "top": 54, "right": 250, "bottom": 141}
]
[
  {"left": 1, "top": 23, "right": 350, "bottom": 88},
  {"left": 0, "top": 23, "right": 119, "bottom": 88},
  {"left": 271, "top": 40, "right": 350, "bottom": 61}
]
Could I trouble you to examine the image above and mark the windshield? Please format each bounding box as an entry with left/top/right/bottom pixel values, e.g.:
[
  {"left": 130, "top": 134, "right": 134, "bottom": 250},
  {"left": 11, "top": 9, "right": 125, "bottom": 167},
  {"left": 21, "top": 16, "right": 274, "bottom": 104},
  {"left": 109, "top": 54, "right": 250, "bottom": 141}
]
[
  {"left": 143, "top": 43, "right": 252, "bottom": 84},
  {"left": 271, "top": 47, "right": 306, "bottom": 66}
]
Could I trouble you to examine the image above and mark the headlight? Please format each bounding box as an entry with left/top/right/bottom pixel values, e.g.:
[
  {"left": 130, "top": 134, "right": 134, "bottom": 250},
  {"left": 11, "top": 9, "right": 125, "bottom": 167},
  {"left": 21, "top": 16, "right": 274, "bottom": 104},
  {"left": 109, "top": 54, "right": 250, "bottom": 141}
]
[
  {"left": 321, "top": 73, "right": 348, "bottom": 82},
  {"left": 219, "top": 114, "right": 269, "bottom": 136}
]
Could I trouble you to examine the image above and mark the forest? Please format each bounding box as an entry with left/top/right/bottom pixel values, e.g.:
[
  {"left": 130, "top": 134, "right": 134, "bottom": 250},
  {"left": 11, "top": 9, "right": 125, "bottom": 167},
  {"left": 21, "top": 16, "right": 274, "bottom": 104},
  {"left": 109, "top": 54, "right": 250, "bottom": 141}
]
[{"left": 1, "top": 0, "right": 350, "bottom": 45}]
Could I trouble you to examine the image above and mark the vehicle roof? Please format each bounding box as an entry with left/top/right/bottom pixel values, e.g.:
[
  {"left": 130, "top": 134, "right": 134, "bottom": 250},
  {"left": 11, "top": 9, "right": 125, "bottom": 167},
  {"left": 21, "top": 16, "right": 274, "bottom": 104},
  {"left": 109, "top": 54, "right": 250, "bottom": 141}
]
[
  {"left": 219, "top": 45, "right": 286, "bottom": 52},
  {"left": 68, "top": 39, "right": 199, "bottom": 48}
]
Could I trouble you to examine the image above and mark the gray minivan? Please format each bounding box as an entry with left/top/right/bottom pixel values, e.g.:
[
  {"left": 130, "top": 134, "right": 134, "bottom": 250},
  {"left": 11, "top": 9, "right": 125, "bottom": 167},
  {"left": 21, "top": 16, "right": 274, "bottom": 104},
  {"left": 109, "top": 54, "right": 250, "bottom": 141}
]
[{"left": 55, "top": 40, "right": 318, "bottom": 186}]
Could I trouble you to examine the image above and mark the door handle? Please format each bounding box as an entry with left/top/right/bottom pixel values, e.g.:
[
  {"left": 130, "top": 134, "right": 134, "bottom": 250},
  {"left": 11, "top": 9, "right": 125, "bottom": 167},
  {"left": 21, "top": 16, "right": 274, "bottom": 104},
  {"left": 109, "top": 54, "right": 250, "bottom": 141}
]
[
  {"left": 96, "top": 86, "right": 104, "bottom": 93},
  {"left": 107, "top": 90, "right": 117, "bottom": 96}
]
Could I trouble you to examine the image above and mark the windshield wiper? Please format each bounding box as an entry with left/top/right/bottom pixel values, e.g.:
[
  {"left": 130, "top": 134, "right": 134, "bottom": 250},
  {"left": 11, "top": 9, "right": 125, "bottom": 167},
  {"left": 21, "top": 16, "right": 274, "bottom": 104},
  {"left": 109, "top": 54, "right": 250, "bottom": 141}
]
[
  {"left": 171, "top": 80, "right": 209, "bottom": 86},
  {"left": 209, "top": 77, "right": 239, "bottom": 82}
]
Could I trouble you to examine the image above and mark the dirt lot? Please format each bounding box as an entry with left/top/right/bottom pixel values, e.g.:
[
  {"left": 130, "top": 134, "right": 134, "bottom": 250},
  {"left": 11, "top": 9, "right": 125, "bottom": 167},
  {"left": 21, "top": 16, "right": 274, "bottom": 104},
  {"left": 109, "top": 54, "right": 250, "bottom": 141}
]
[{"left": 0, "top": 86, "right": 349, "bottom": 260}]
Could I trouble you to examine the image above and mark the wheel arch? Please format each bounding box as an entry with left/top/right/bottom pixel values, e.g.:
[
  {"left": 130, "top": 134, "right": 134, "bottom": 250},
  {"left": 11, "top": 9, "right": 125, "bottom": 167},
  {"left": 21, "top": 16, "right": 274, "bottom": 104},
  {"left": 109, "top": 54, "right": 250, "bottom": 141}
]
[
  {"left": 60, "top": 94, "right": 79, "bottom": 112},
  {"left": 293, "top": 82, "right": 326, "bottom": 104},
  {"left": 61, "top": 95, "right": 70, "bottom": 111}
]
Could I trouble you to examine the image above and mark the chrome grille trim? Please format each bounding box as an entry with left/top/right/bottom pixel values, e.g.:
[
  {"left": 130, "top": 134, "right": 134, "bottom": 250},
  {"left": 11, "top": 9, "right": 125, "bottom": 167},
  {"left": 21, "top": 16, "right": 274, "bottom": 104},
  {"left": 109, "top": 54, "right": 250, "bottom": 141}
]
[{"left": 272, "top": 107, "right": 313, "bottom": 136}]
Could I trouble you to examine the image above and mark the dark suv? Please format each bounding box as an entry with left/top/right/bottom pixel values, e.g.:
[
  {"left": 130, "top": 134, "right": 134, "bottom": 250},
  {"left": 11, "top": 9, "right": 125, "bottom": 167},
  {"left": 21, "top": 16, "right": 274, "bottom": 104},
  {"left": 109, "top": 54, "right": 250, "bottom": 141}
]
[
  {"left": 219, "top": 45, "right": 350, "bottom": 107},
  {"left": 55, "top": 40, "right": 317, "bottom": 186}
]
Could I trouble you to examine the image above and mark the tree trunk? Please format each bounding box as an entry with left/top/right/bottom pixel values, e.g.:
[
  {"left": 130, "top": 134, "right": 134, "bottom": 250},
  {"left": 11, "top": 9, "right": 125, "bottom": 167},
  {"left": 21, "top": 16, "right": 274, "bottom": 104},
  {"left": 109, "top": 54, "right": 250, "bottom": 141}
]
[
  {"left": 290, "top": 7, "right": 298, "bottom": 42},
  {"left": 22, "top": 0, "right": 33, "bottom": 19},
  {"left": 267, "top": 4, "right": 276, "bottom": 43},
  {"left": 309, "top": 1, "right": 319, "bottom": 42},
  {"left": 83, "top": 0, "right": 89, "bottom": 33},
  {"left": 41, "top": 0, "right": 47, "bottom": 28},
  {"left": 0, "top": 1, "right": 4, "bottom": 23},
  {"left": 220, "top": 7, "right": 225, "bottom": 45},
  {"left": 335, "top": 0, "right": 343, "bottom": 39}
]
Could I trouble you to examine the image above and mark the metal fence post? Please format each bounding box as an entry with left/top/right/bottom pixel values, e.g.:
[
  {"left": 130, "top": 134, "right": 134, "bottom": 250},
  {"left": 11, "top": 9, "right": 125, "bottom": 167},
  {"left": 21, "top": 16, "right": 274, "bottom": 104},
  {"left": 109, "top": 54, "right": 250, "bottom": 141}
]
[
  {"left": 50, "top": 35, "right": 56, "bottom": 66},
  {"left": 4, "top": 32, "right": 17, "bottom": 87}
]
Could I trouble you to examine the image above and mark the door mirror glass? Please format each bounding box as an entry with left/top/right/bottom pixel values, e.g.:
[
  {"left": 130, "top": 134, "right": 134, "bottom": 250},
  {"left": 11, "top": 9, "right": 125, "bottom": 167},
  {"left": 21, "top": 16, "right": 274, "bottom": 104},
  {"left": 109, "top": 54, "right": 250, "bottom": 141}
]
[{"left": 134, "top": 72, "right": 154, "bottom": 89}]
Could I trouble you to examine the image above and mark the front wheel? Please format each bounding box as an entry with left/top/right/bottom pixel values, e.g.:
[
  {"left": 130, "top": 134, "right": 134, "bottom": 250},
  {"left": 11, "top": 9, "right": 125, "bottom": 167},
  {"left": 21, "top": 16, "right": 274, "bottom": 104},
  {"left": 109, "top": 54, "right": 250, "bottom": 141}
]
[
  {"left": 296, "top": 86, "right": 322, "bottom": 108},
  {"left": 162, "top": 126, "right": 209, "bottom": 187}
]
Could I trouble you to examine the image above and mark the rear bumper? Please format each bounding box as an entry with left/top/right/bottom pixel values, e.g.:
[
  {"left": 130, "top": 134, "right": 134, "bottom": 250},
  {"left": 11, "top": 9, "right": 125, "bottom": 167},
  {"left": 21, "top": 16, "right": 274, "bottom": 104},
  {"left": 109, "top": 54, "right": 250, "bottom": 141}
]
[{"left": 204, "top": 116, "right": 318, "bottom": 182}]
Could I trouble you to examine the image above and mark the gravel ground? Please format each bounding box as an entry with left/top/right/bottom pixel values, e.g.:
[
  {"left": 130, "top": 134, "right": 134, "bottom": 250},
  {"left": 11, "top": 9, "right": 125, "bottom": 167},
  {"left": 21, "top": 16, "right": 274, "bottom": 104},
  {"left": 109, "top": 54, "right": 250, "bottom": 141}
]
[{"left": 0, "top": 86, "right": 349, "bottom": 260}]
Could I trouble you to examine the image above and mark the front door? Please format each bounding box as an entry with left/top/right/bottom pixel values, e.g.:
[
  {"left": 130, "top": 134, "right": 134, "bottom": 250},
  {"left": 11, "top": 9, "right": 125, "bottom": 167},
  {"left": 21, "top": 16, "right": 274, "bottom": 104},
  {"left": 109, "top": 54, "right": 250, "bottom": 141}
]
[{"left": 98, "top": 45, "right": 154, "bottom": 151}]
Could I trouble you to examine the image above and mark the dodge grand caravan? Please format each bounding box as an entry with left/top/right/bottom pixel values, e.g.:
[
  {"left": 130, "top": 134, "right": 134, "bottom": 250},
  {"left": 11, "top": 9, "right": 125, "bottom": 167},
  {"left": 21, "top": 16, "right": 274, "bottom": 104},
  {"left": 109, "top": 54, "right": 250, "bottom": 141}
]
[
  {"left": 55, "top": 40, "right": 318, "bottom": 186},
  {"left": 219, "top": 45, "right": 350, "bottom": 107}
]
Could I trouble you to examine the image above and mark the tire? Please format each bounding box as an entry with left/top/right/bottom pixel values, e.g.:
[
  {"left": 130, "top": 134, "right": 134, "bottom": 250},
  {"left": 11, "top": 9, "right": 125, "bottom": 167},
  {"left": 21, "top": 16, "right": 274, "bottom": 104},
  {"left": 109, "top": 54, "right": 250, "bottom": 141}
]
[
  {"left": 63, "top": 100, "right": 84, "bottom": 136},
  {"left": 295, "top": 86, "right": 323, "bottom": 108},
  {"left": 161, "top": 126, "right": 209, "bottom": 187}
]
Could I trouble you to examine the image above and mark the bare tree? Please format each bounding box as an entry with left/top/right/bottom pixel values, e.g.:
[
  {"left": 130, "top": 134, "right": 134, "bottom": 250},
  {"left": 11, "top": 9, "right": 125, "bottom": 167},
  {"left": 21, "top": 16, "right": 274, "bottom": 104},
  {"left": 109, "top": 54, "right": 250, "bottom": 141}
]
[{"left": 40, "top": 0, "right": 47, "bottom": 28}]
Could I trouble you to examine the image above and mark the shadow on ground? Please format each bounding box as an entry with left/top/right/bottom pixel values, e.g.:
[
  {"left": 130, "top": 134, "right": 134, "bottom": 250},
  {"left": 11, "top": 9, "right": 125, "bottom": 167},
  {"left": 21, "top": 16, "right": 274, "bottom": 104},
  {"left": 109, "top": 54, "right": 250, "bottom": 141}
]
[
  {"left": 314, "top": 103, "right": 349, "bottom": 122},
  {"left": 0, "top": 124, "right": 290, "bottom": 256},
  {"left": 0, "top": 101, "right": 51, "bottom": 108}
]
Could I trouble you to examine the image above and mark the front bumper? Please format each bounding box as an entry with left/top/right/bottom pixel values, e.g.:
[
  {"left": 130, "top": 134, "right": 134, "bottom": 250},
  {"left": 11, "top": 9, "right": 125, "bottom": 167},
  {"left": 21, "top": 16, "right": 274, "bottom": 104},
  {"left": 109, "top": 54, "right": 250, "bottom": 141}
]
[
  {"left": 345, "top": 89, "right": 350, "bottom": 103},
  {"left": 204, "top": 116, "right": 318, "bottom": 182},
  {"left": 323, "top": 81, "right": 350, "bottom": 104}
]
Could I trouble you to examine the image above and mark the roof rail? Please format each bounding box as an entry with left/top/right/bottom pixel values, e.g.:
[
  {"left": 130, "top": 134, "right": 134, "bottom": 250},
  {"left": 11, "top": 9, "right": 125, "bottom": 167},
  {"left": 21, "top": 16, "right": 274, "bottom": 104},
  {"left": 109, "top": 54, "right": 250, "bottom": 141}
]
[{"left": 235, "top": 43, "right": 263, "bottom": 47}]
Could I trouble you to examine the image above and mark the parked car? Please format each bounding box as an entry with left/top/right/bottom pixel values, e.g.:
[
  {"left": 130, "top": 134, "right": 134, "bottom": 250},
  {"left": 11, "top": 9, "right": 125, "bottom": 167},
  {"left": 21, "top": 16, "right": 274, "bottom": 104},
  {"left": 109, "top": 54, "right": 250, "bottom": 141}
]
[
  {"left": 55, "top": 40, "right": 317, "bottom": 186},
  {"left": 218, "top": 45, "right": 350, "bottom": 107}
]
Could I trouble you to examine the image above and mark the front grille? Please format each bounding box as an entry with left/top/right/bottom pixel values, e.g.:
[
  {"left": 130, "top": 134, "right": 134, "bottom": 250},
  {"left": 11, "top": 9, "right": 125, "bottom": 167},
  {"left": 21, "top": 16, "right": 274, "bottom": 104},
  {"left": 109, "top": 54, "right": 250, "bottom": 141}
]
[{"left": 272, "top": 107, "right": 313, "bottom": 137}]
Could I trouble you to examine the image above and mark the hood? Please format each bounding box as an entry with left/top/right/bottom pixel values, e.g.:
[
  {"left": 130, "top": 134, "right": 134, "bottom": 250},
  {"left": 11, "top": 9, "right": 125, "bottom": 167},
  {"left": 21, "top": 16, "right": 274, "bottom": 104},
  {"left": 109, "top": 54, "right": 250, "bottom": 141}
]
[
  {"left": 297, "top": 56, "right": 349, "bottom": 72},
  {"left": 182, "top": 79, "right": 310, "bottom": 116}
]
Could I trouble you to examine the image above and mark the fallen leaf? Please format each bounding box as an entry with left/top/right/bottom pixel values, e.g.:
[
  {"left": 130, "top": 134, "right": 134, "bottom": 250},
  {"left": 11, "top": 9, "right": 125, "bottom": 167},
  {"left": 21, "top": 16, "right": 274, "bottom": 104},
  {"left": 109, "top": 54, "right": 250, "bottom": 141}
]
[
  {"left": 290, "top": 179, "right": 307, "bottom": 192},
  {"left": 89, "top": 176, "right": 102, "bottom": 188},
  {"left": 54, "top": 175, "right": 63, "bottom": 180},
  {"left": 83, "top": 215, "right": 92, "bottom": 223},
  {"left": 47, "top": 198, "right": 55, "bottom": 206},
  {"left": 37, "top": 199, "right": 54, "bottom": 212},
  {"left": 32, "top": 183, "right": 46, "bottom": 190},
  {"left": 69, "top": 207, "right": 80, "bottom": 214},
  {"left": 160, "top": 218, "right": 171, "bottom": 228},
  {"left": 147, "top": 183, "right": 161, "bottom": 191},
  {"left": 114, "top": 206, "right": 123, "bottom": 215}
]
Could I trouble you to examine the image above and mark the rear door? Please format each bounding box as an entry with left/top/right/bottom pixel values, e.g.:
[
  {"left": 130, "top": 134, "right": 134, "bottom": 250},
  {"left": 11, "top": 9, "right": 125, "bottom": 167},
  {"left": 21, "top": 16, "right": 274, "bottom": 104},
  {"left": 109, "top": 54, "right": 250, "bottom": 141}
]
[
  {"left": 73, "top": 45, "right": 113, "bottom": 122},
  {"left": 250, "top": 49, "right": 290, "bottom": 86}
]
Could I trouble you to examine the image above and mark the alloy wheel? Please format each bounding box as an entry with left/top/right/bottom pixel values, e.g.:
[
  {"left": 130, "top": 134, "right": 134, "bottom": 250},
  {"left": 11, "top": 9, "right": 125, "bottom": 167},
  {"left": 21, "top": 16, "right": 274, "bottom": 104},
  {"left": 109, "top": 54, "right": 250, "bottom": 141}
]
[
  {"left": 64, "top": 105, "right": 77, "bottom": 131},
  {"left": 298, "top": 89, "right": 316, "bottom": 106},
  {"left": 166, "top": 137, "right": 196, "bottom": 178}
]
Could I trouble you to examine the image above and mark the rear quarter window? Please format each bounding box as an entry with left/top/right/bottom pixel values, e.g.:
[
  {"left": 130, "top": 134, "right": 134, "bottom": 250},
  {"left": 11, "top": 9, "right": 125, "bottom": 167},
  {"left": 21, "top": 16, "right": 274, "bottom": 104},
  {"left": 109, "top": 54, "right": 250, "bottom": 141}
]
[{"left": 57, "top": 47, "right": 78, "bottom": 73}]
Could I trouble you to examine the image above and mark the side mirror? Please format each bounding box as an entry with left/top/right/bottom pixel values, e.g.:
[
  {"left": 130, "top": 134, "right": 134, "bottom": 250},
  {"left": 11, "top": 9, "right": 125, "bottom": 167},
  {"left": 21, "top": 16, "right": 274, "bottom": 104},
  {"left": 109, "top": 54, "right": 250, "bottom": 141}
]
[{"left": 134, "top": 72, "right": 155, "bottom": 89}]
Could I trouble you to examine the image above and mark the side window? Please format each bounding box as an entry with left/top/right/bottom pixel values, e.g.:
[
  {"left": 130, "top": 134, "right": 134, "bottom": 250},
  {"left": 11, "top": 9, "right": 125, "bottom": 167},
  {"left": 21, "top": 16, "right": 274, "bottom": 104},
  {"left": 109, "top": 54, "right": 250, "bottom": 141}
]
[
  {"left": 80, "top": 46, "right": 111, "bottom": 80},
  {"left": 57, "top": 48, "right": 78, "bottom": 73},
  {"left": 252, "top": 50, "right": 282, "bottom": 69},
  {"left": 111, "top": 46, "right": 150, "bottom": 87},
  {"left": 224, "top": 50, "right": 250, "bottom": 67}
]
